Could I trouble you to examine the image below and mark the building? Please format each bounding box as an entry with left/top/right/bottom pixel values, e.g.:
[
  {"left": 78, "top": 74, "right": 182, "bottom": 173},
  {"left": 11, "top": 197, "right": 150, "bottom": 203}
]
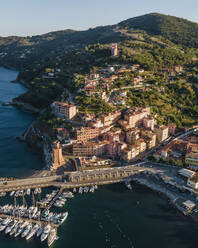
[
  {"left": 182, "top": 200, "right": 196, "bottom": 211},
  {"left": 73, "top": 141, "right": 108, "bottom": 157},
  {"left": 126, "top": 128, "right": 140, "bottom": 144},
  {"left": 75, "top": 127, "right": 100, "bottom": 142},
  {"left": 178, "top": 168, "right": 195, "bottom": 179},
  {"left": 121, "top": 144, "right": 140, "bottom": 161},
  {"left": 137, "top": 139, "right": 147, "bottom": 153},
  {"left": 154, "top": 125, "right": 169, "bottom": 142},
  {"left": 185, "top": 152, "right": 198, "bottom": 167},
  {"left": 51, "top": 141, "right": 65, "bottom": 170},
  {"left": 187, "top": 173, "right": 198, "bottom": 189},
  {"left": 103, "top": 131, "right": 120, "bottom": 143},
  {"left": 141, "top": 130, "right": 156, "bottom": 149},
  {"left": 143, "top": 117, "right": 155, "bottom": 131},
  {"left": 80, "top": 157, "right": 112, "bottom": 169},
  {"left": 124, "top": 107, "right": 150, "bottom": 128},
  {"left": 111, "top": 43, "right": 118, "bottom": 57},
  {"left": 101, "top": 111, "right": 121, "bottom": 127},
  {"left": 168, "top": 123, "right": 177, "bottom": 135},
  {"left": 119, "top": 90, "right": 127, "bottom": 97},
  {"left": 107, "top": 142, "right": 127, "bottom": 159},
  {"left": 51, "top": 102, "right": 77, "bottom": 120}
]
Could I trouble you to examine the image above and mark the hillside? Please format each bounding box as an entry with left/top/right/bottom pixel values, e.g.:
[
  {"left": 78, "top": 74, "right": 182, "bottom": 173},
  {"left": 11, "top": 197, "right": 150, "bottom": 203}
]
[
  {"left": 118, "top": 13, "right": 198, "bottom": 48},
  {"left": 1, "top": 13, "right": 198, "bottom": 128}
]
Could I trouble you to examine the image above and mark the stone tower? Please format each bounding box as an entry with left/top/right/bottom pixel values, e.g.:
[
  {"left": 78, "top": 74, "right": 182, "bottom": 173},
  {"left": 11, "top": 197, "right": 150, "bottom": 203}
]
[
  {"left": 51, "top": 141, "right": 65, "bottom": 170},
  {"left": 111, "top": 43, "right": 118, "bottom": 57}
]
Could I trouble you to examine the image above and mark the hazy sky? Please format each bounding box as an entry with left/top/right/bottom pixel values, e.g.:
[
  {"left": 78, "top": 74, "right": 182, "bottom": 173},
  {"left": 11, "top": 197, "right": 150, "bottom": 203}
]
[{"left": 1, "top": 0, "right": 198, "bottom": 37}]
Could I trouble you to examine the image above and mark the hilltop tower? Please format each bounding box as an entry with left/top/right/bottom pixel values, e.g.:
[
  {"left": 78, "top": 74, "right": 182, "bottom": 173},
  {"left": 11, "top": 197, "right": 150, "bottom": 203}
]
[
  {"left": 111, "top": 43, "right": 118, "bottom": 57},
  {"left": 51, "top": 141, "right": 65, "bottom": 170}
]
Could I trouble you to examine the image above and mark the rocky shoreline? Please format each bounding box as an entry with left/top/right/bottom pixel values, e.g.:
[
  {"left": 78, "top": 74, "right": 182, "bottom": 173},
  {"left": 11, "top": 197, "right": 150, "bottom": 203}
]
[{"left": 131, "top": 176, "right": 196, "bottom": 220}]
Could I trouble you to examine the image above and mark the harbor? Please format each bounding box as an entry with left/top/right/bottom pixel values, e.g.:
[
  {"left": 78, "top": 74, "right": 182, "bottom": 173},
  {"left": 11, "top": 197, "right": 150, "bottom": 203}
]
[{"left": 0, "top": 185, "right": 99, "bottom": 247}]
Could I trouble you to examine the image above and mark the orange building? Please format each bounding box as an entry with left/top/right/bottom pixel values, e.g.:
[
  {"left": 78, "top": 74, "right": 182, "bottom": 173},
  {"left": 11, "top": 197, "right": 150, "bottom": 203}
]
[{"left": 75, "top": 127, "right": 100, "bottom": 142}]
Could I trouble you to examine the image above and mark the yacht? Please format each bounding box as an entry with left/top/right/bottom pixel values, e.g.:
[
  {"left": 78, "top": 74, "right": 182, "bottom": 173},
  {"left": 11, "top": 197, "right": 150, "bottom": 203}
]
[
  {"left": 26, "top": 223, "right": 40, "bottom": 240},
  {"left": 0, "top": 218, "right": 11, "bottom": 232},
  {"left": 62, "top": 191, "right": 74, "bottom": 198},
  {"left": 60, "top": 212, "right": 68, "bottom": 224},
  {"left": 89, "top": 186, "right": 95, "bottom": 193},
  {"left": 15, "top": 221, "right": 29, "bottom": 237},
  {"left": 73, "top": 188, "right": 76, "bottom": 193},
  {"left": 5, "top": 220, "right": 17, "bottom": 234},
  {"left": 26, "top": 189, "right": 31, "bottom": 195},
  {"left": 41, "top": 224, "right": 51, "bottom": 242},
  {"left": 124, "top": 180, "right": 132, "bottom": 190},
  {"left": 37, "top": 226, "right": 43, "bottom": 237},
  {"left": 78, "top": 187, "right": 83, "bottom": 194},
  {"left": 48, "top": 228, "right": 58, "bottom": 247},
  {"left": 10, "top": 191, "right": 15, "bottom": 197},
  {"left": 21, "top": 224, "right": 32, "bottom": 238}
]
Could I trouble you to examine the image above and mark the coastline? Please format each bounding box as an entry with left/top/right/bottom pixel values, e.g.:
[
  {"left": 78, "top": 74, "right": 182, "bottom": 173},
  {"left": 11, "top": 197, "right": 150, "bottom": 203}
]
[{"left": 131, "top": 176, "right": 196, "bottom": 220}]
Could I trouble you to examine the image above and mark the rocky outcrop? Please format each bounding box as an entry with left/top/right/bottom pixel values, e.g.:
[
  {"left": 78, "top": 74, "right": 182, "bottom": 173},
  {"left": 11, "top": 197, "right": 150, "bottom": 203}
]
[
  {"left": 12, "top": 100, "right": 40, "bottom": 113},
  {"left": 19, "top": 122, "right": 53, "bottom": 170}
]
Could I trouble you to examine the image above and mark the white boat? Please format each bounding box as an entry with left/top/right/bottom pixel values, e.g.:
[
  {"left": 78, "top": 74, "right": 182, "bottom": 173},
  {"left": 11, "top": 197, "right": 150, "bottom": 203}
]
[
  {"left": 26, "top": 189, "right": 31, "bottom": 195},
  {"left": 78, "top": 187, "right": 83, "bottom": 194},
  {"left": 60, "top": 212, "right": 68, "bottom": 224},
  {"left": 41, "top": 224, "right": 51, "bottom": 242},
  {"left": 21, "top": 224, "right": 32, "bottom": 238},
  {"left": 0, "top": 219, "right": 11, "bottom": 232},
  {"left": 37, "top": 227, "right": 43, "bottom": 237},
  {"left": 10, "top": 191, "right": 15, "bottom": 197},
  {"left": 15, "top": 221, "right": 29, "bottom": 237},
  {"left": 89, "top": 186, "right": 95, "bottom": 193},
  {"left": 5, "top": 220, "right": 16, "bottom": 234},
  {"left": 73, "top": 188, "right": 76, "bottom": 193},
  {"left": 48, "top": 228, "right": 58, "bottom": 247},
  {"left": 124, "top": 180, "right": 132, "bottom": 190},
  {"left": 26, "top": 223, "right": 40, "bottom": 240}
]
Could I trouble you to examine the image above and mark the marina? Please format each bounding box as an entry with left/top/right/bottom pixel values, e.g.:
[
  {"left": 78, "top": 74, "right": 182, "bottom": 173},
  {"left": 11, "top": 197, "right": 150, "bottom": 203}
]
[{"left": 0, "top": 185, "right": 99, "bottom": 247}]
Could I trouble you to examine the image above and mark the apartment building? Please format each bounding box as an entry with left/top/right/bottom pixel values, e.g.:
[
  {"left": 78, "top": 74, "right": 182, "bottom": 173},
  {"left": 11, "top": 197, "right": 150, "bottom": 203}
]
[
  {"left": 75, "top": 127, "right": 100, "bottom": 142},
  {"left": 51, "top": 102, "right": 77, "bottom": 120}
]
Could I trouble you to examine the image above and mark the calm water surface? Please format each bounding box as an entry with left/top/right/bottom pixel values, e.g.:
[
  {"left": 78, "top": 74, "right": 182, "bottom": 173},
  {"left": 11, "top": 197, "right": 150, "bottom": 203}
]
[{"left": 0, "top": 67, "right": 198, "bottom": 248}]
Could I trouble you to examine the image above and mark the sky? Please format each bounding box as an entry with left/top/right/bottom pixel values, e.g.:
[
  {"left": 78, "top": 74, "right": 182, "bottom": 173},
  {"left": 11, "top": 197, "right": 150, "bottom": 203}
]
[{"left": 1, "top": 0, "right": 198, "bottom": 37}]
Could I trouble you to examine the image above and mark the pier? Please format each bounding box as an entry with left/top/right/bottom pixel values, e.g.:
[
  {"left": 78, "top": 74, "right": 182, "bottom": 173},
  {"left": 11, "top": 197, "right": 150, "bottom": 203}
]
[{"left": 0, "top": 213, "right": 59, "bottom": 228}]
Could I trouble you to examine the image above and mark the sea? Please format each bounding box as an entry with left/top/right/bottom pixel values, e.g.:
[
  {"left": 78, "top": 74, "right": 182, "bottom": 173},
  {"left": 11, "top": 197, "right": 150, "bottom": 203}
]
[{"left": 0, "top": 67, "right": 198, "bottom": 248}]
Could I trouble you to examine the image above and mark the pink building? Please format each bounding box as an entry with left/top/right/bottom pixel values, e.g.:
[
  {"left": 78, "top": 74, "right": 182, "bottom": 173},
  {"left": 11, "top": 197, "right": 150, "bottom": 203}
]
[{"left": 143, "top": 117, "right": 155, "bottom": 131}]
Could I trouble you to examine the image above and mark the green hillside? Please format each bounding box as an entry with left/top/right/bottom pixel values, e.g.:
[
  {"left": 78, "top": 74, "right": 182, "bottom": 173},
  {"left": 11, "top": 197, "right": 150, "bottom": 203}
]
[{"left": 118, "top": 13, "right": 198, "bottom": 48}]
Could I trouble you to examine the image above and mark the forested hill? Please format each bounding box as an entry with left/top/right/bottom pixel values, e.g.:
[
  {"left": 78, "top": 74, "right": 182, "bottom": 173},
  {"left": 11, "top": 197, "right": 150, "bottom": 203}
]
[
  {"left": 1, "top": 13, "right": 198, "bottom": 71},
  {"left": 0, "top": 13, "right": 198, "bottom": 128},
  {"left": 118, "top": 13, "right": 198, "bottom": 48}
]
